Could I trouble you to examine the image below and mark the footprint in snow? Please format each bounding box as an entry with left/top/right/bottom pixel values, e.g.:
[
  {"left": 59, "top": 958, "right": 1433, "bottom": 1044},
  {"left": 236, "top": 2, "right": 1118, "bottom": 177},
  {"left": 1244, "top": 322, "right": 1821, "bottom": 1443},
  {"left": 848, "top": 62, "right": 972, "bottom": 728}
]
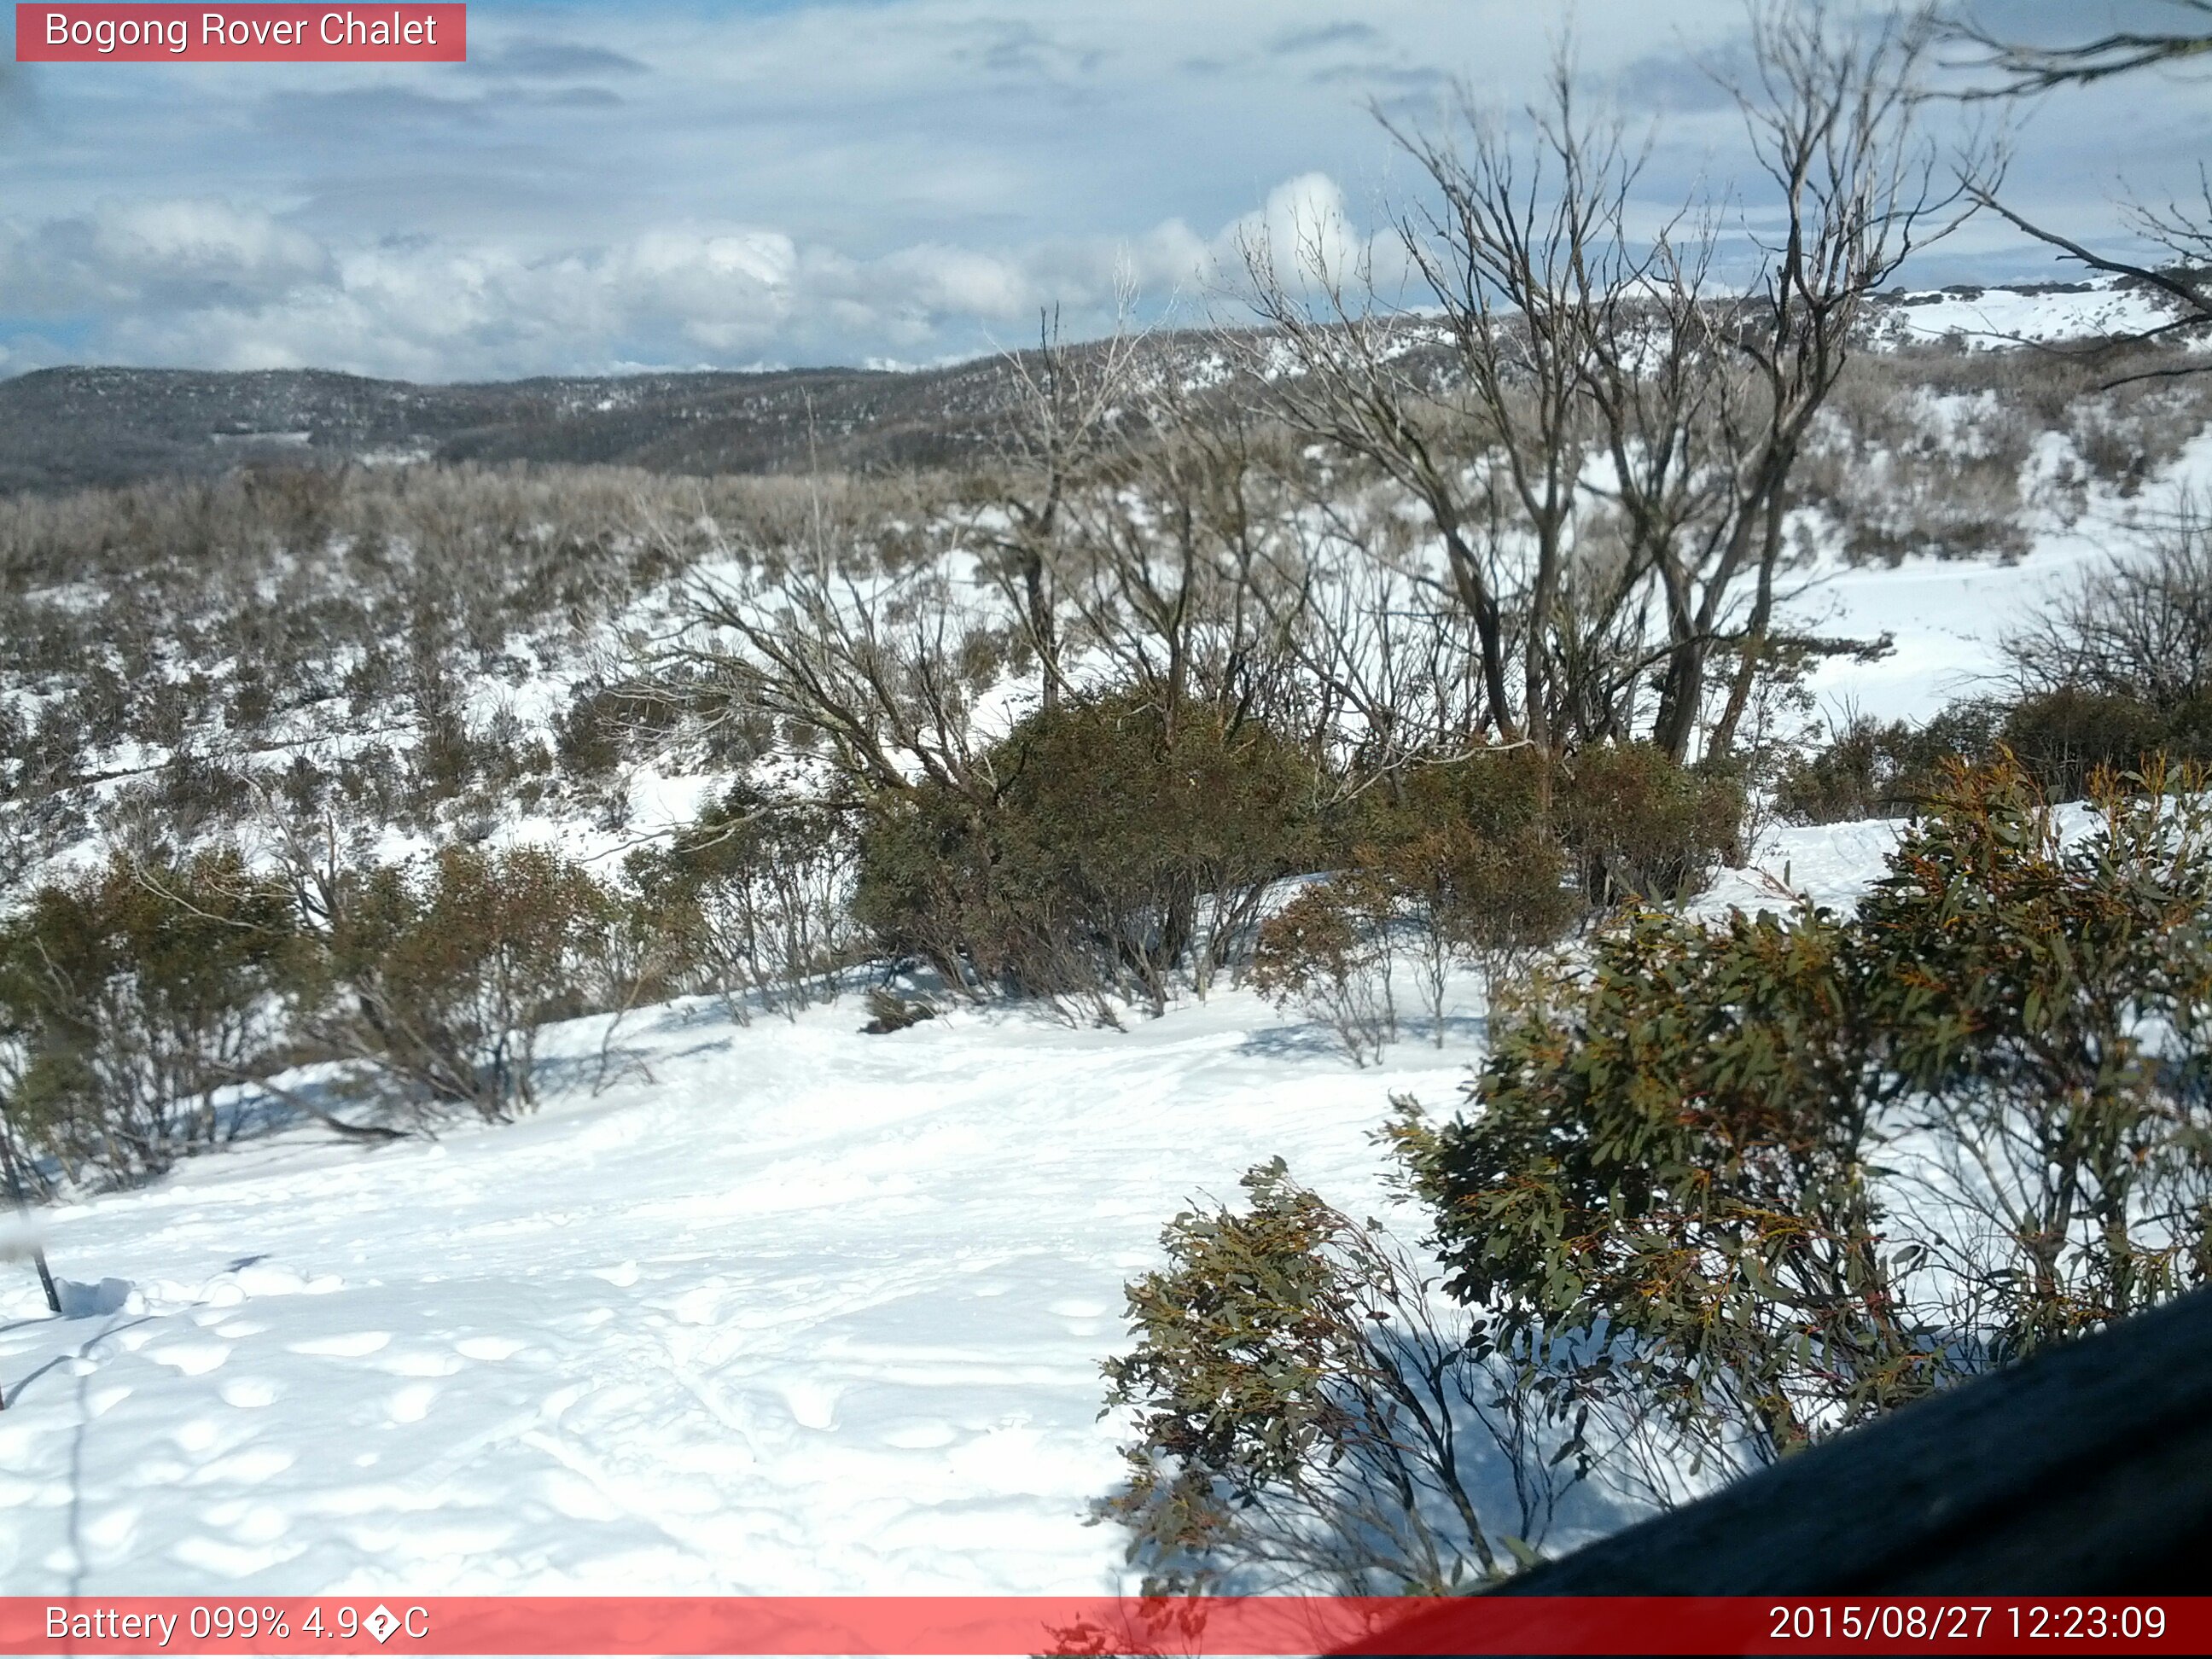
[
  {"left": 454, "top": 1336, "right": 526, "bottom": 1361},
  {"left": 1048, "top": 1296, "right": 1108, "bottom": 1334},
  {"left": 387, "top": 1383, "right": 438, "bottom": 1423},
  {"left": 148, "top": 1342, "right": 230, "bottom": 1377},
  {"left": 881, "top": 1420, "right": 958, "bottom": 1450},
  {"left": 376, "top": 1350, "right": 463, "bottom": 1378},
  {"left": 781, "top": 1380, "right": 841, "bottom": 1430},
  {"left": 86, "top": 1385, "right": 131, "bottom": 1418},
  {"left": 218, "top": 1377, "right": 281, "bottom": 1409},
  {"left": 286, "top": 1332, "right": 391, "bottom": 1359}
]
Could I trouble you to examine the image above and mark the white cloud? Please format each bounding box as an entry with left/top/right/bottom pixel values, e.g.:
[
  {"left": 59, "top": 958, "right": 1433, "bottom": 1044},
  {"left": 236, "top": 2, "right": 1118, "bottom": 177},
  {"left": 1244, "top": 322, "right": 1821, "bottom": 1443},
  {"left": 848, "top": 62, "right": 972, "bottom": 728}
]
[
  {"left": 0, "top": 178, "right": 1337, "bottom": 378},
  {"left": 1210, "top": 171, "right": 1373, "bottom": 294},
  {"left": 0, "top": 197, "right": 332, "bottom": 313},
  {"left": 0, "top": 0, "right": 2177, "bottom": 376}
]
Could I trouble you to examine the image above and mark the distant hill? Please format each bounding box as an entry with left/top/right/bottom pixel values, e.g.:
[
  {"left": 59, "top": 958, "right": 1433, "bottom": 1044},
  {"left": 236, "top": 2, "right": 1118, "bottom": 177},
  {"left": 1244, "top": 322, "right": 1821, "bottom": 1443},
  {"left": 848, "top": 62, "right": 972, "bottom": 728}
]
[
  {"left": 0, "top": 358, "right": 1046, "bottom": 493},
  {"left": 0, "top": 277, "right": 2178, "bottom": 494}
]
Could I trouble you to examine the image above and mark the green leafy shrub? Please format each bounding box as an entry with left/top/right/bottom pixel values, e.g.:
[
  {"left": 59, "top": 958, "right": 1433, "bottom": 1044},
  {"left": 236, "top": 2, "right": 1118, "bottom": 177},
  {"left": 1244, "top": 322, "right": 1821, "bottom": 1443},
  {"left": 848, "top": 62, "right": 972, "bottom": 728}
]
[
  {"left": 855, "top": 696, "right": 1322, "bottom": 1009},
  {"left": 0, "top": 853, "right": 295, "bottom": 1185},
  {"left": 1391, "top": 904, "right": 1928, "bottom": 1470},
  {"left": 1778, "top": 692, "right": 2212, "bottom": 820},
  {"left": 1852, "top": 756, "right": 2212, "bottom": 1356},
  {"left": 1392, "top": 756, "right": 2212, "bottom": 1481},
  {"left": 1343, "top": 746, "right": 1551, "bottom": 852},
  {"left": 628, "top": 786, "right": 861, "bottom": 1020},
  {"left": 301, "top": 845, "right": 614, "bottom": 1123},
  {"left": 1342, "top": 782, "right": 1571, "bottom": 1040},
  {"left": 1099, "top": 1159, "right": 1582, "bottom": 1594},
  {"left": 1996, "top": 688, "right": 2212, "bottom": 801},
  {"left": 1773, "top": 703, "right": 2003, "bottom": 823},
  {"left": 1249, "top": 877, "right": 1395, "bottom": 1064},
  {"left": 1554, "top": 742, "right": 1743, "bottom": 906}
]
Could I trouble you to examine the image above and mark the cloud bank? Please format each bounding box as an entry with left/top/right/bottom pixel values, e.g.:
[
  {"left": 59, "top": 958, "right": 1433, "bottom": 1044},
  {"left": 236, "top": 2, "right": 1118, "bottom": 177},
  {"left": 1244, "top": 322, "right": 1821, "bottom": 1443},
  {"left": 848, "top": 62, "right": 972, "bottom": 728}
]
[{"left": 0, "top": 0, "right": 2197, "bottom": 377}]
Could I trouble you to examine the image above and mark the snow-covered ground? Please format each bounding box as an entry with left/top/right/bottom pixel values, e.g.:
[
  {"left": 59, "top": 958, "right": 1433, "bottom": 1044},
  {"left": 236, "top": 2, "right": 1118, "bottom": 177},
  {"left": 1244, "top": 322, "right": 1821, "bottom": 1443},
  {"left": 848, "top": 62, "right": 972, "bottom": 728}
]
[
  {"left": 0, "top": 981, "right": 1522, "bottom": 1595},
  {"left": 0, "top": 513, "right": 2163, "bottom": 1597},
  {"left": 0, "top": 777, "right": 1930, "bottom": 1598},
  {"left": 5, "top": 295, "right": 2203, "bottom": 1595},
  {"left": 1796, "top": 427, "right": 2212, "bottom": 728},
  {"left": 1868, "top": 276, "right": 2183, "bottom": 350}
]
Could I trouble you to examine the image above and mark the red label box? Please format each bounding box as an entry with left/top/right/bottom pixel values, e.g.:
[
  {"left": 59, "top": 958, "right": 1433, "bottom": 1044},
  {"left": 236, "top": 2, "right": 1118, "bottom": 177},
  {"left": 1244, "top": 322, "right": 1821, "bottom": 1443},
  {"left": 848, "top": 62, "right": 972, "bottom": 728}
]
[
  {"left": 0, "top": 1596, "right": 2206, "bottom": 1656},
  {"left": 15, "top": 4, "right": 465, "bottom": 61}
]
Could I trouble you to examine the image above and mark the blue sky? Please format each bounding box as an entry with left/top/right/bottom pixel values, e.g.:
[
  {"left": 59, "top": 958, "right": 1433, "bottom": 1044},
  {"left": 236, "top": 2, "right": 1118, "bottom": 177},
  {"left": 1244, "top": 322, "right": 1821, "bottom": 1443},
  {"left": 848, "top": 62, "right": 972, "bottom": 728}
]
[{"left": 3, "top": 1, "right": 2208, "bottom": 379}]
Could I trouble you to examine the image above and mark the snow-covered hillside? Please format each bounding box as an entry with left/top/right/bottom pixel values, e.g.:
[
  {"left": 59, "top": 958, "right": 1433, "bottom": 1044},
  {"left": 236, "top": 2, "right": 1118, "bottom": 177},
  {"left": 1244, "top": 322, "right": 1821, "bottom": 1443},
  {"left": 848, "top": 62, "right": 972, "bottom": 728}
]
[
  {"left": 0, "top": 973, "right": 1517, "bottom": 1594},
  {"left": 0, "top": 794, "right": 1954, "bottom": 1598},
  {"left": 1866, "top": 276, "right": 2184, "bottom": 349},
  {"left": 5, "top": 279, "right": 2210, "bottom": 1599}
]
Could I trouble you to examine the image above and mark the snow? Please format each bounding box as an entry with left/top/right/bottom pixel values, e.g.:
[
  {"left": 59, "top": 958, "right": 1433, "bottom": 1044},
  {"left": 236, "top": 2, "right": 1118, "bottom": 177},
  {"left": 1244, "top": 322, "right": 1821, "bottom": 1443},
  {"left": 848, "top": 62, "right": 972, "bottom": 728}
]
[
  {"left": 0, "top": 984, "right": 1516, "bottom": 1595},
  {"left": 9, "top": 295, "right": 2210, "bottom": 1597},
  {"left": 1693, "top": 818, "right": 1905, "bottom": 920},
  {"left": 1793, "top": 421, "right": 2212, "bottom": 728},
  {"left": 1870, "top": 277, "right": 2181, "bottom": 349}
]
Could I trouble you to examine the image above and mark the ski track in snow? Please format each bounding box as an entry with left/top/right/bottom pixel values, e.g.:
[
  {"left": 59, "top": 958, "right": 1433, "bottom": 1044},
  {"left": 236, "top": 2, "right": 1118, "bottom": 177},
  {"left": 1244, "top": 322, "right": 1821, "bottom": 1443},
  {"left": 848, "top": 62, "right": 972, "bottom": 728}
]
[{"left": 0, "top": 987, "right": 1506, "bottom": 1594}]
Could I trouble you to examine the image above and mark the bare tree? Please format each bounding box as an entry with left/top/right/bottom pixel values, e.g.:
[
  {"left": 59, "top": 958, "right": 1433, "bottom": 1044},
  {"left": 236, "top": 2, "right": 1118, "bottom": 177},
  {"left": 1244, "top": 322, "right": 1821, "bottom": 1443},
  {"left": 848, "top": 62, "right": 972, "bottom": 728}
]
[
  {"left": 1238, "top": 55, "right": 1625, "bottom": 760},
  {"left": 1262, "top": 482, "right": 1498, "bottom": 790},
  {"left": 1950, "top": 2, "right": 2212, "bottom": 372},
  {"left": 653, "top": 476, "right": 998, "bottom": 806},
  {"left": 1243, "top": 7, "right": 1967, "bottom": 770},
  {"left": 1059, "top": 382, "right": 1312, "bottom": 749},
  {"left": 1953, "top": 1, "right": 2212, "bottom": 92},
  {"left": 1699, "top": 1, "right": 1975, "bottom": 758},
  {"left": 2002, "top": 496, "right": 2212, "bottom": 707},
  {"left": 968, "top": 296, "right": 1147, "bottom": 713}
]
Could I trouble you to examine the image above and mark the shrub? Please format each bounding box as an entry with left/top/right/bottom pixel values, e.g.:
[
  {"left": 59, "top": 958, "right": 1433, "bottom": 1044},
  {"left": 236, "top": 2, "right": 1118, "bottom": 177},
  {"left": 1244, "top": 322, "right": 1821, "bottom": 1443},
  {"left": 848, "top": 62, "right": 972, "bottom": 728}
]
[
  {"left": 0, "top": 853, "right": 295, "bottom": 1185},
  {"left": 1773, "top": 702, "right": 2003, "bottom": 823},
  {"left": 1854, "top": 757, "right": 2212, "bottom": 1357},
  {"left": 629, "top": 786, "right": 861, "bottom": 1020},
  {"left": 1247, "top": 748, "right": 1580, "bottom": 1059},
  {"left": 1250, "top": 878, "right": 1395, "bottom": 1065},
  {"left": 1996, "top": 688, "right": 2212, "bottom": 801},
  {"left": 1098, "top": 1159, "right": 1582, "bottom": 1594},
  {"left": 1346, "top": 746, "right": 1551, "bottom": 850},
  {"left": 1778, "top": 690, "right": 2212, "bottom": 821},
  {"left": 302, "top": 845, "right": 613, "bottom": 1123},
  {"left": 1394, "top": 899, "right": 1931, "bottom": 1470},
  {"left": 1393, "top": 756, "right": 2212, "bottom": 1481},
  {"left": 851, "top": 782, "right": 1029, "bottom": 995},
  {"left": 1797, "top": 363, "right": 2034, "bottom": 567},
  {"left": 2005, "top": 509, "right": 2212, "bottom": 712},
  {"left": 1554, "top": 742, "right": 1743, "bottom": 906},
  {"left": 1357, "top": 816, "right": 1576, "bottom": 1040},
  {"left": 855, "top": 697, "right": 1322, "bottom": 1010}
]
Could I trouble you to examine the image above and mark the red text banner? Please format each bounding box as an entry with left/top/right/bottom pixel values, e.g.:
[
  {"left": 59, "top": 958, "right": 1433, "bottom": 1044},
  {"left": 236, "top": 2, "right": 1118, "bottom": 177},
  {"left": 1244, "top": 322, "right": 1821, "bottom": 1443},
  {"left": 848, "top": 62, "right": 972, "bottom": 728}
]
[
  {"left": 15, "top": 5, "right": 464, "bottom": 62},
  {"left": 0, "top": 1596, "right": 2203, "bottom": 1656}
]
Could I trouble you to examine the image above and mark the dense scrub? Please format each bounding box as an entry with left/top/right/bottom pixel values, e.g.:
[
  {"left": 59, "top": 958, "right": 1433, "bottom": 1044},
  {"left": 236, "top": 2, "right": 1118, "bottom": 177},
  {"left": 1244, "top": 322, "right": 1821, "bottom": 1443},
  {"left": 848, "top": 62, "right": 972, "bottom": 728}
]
[
  {"left": 1796, "top": 342, "right": 2212, "bottom": 565},
  {"left": 1779, "top": 509, "right": 2212, "bottom": 820},
  {"left": 0, "top": 839, "right": 632, "bottom": 1185},
  {"left": 854, "top": 697, "right": 1324, "bottom": 1011},
  {"left": 0, "top": 463, "right": 923, "bottom": 881},
  {"left": 1105, "top": 758, "right": 2212, "bottom": 1587}
]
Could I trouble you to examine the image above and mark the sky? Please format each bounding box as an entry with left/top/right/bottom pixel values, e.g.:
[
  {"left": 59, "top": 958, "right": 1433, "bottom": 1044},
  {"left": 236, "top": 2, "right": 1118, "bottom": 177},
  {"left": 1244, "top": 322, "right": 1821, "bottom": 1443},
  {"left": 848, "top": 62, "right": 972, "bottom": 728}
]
[{"left": 3, "top": 0, "right": 2210, "bottom": 380}]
